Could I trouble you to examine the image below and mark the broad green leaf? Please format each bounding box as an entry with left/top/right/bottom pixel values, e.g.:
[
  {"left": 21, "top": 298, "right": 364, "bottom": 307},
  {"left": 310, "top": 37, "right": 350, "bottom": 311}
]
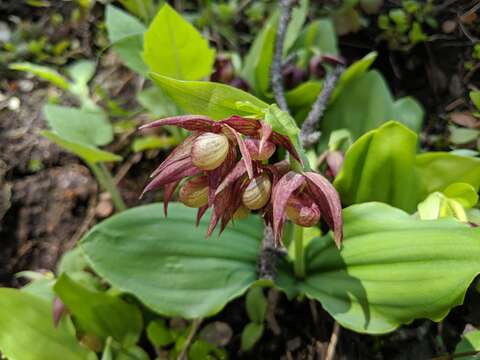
[
  {"left": 106, "top": 5, "right": 148, "bottom": 75},
  {"left": 81, "top": 203, "right": 263, "bottom": 318},
  {"left": 242, "top": 14, "right": 278, "bottom": 95},
  {"left": 455, "top": 330, "right": 480, "bottom": 359},
  {"left": 245, "top": 287, "right": 267, "bottom": 323},
  {"left": 291, "top": 19, "right": 338, "bottom": 57},
  {"left": 150, "top": 73, "right": 268, "bottom": 120},
  {"left": 21, "top": 277, "right": 56, "bottom": 302},
  {"left": 285, "top": 81, "right": 322, "bottom": 108},
  {"left": 444, "top": 183, "right": 479, "bottom": 208},
  {"left": 415, "top": 152, "right": 480, "bottom": 200},
  {"left": 470, "top": 90, "right": 480, "bottom": 110},
  {"left": 54, "top": 274, "right": 143, "bottom": 346},
  {"left": 143, "top": 3, "right": 215, "bottom": 80},
  {"left": 43, "top": 105, "right": 113, "bottom": 146},
  {"left": 320, "top": 69, "right": 423, "bottom": 149},
  {"left": 334, "top": 121, "right": 419, "bottom": 212},
  {"left": 284, "top": 0, "right": 309, "bottom": 52},
  {"left": 136, "top": 86, "right": 179, "bottom": 117},
  {"left": 0, "top": 288, "right": 94, "bottom": 360},
  {"left": 391, "top": 97, "right": 424, "bottom": 134},
  {"left": 331, "top": 52, "right": 377, "bottom": 100},
  {"left": 241, "top": 323, "right": 264, "bottom": 351},
  {"left": 10, "top": 62, "right": 70, "bottom": 89},
  {"left": 41, "top": 130, "right": 122, "bottom": 164},
  {"left": 147, "top": 319, "right": 174, "bottom": 348},
  {"left": 300, "top": 202, "right": 480, "bottom": 334}
]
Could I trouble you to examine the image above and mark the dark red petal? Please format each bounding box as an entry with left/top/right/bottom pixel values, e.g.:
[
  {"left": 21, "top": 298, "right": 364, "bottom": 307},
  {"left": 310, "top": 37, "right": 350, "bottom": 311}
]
[
  {"left": 326, "top": 151, "right": 344, "bottom": 178},
  {"left": 245, "top": 139, "right": 275, "bottom": 161},
  {"left": 272, "top": 172, "right": 305, "bottom": 245},
  {"left": 139, "top": 115, "right": 216, "bottom": 132},
  {"left": 223, "top": 124, "right": 253, "bottom": 179},
  {"left": 141, "top": 158, "right": 200, "bottom": 197},
  {"left": 215, "top": 160, "right": 247, "bottom": 196},
  {"left": 196, "top": 205, "right": 208, "bottom": 226},
  {"left": 207, "top": 145, "right": 237, "bottom": 206},
  {"left": 52, "top": 297, "right": 66, "bottom": 328},
  {"left": 259, "top": 122, "right": 273, "bottom": 154},
  {"left": 221, "top": 116, "right": 261, "bottom": 136},
  {"left": 270, "top": 132, "right": 302, "bottom": 164},
  {"left": 304, "top": 172, "right": 343, "bottom": 247},
  {"left": 150, "top": 135, "right": 197, "bottom": 178},
  {"left": 163, "top": 180, "right": 180, "bottom": 216}
]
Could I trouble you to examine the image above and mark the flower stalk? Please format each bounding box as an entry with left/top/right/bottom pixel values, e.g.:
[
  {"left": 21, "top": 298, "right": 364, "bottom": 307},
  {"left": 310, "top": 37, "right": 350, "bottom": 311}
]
[{"left": 293, "top": 224, "right": 305, "bottom": 278}]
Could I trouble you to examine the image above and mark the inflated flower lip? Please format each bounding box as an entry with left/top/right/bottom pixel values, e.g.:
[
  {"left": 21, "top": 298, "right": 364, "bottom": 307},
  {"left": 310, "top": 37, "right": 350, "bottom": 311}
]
[{"left": 271, "top": 171, "right": 343, "bottom": 247}]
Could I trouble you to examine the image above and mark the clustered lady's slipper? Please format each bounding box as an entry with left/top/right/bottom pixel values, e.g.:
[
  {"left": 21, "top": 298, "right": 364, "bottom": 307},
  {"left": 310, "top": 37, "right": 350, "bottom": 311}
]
[{"left": 140, "top": 115, "right": 343, "bottom": 246}]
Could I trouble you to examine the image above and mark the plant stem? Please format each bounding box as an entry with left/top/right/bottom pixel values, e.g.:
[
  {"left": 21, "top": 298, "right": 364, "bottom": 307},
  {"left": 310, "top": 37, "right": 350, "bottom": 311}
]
[
  {"left": 293, "top": 224, "right": 305, "bottom": 278},
  {"left": 89, "top": 162, "right": 126, "bottom": 212}
]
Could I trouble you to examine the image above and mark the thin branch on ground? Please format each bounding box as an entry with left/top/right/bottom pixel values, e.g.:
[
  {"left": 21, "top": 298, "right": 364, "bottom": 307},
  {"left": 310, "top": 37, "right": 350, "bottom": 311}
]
[
  {"left": 300, "top": 63, "right": 345, "bottom": 148},
  {"left": 325, "top": 321, "right": 341, "bottom": 360},
  {"left": 271, "top": 0, "right": 297, "bottom": 112},
  {"left": 177, "top": 318, "right": 203, "bottom": 360}
]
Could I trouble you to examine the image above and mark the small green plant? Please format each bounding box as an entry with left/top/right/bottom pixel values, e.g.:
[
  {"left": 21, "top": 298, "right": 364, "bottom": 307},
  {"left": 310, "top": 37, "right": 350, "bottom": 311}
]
[{"left": 1, "top": 2, "right": 480, "bottom": 359}]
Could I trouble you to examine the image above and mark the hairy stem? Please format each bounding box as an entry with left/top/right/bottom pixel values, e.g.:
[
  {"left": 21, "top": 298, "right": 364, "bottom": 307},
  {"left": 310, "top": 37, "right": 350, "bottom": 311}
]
[
  {"left": 89, "top": 162, "right": 126, "bottom": 212},
  {"left": 271, "top": 0, "right": 296, "bottom": 112},
  {"left": 300, "top": 64, "right": 345, "bottom": 148},
  {"left": 293, "top": 224, "right": 305, "bottom": 278}
]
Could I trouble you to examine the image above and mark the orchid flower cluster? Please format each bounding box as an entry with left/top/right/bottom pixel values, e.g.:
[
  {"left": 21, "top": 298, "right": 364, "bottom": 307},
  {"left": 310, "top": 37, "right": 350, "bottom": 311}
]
[{"left": 140, "top": 115, "right": 343, "bottom": 246}]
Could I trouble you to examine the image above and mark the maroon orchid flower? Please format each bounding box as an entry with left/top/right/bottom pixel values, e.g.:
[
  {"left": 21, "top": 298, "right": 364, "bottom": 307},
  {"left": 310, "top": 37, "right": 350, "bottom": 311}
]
[
  {"left": 270, "top": 171, "right": 343, "bottom": 248},
  {"left": 139, "top": 114, "right": 300, "bottom": 236}
]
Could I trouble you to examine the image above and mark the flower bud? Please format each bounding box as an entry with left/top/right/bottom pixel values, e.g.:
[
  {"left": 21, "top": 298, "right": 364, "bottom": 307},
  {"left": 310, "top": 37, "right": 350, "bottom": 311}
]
[
  {"left": 242, "top": 173, "right": 272, "bottom": 210},
  {"left": 245, "top": 139, "right": 276, "bottom": 160},
  {"left": 286, "top": 194, "right": 321, "bottom": 227},
  {"left": 191, "top": 132, "right": 230, "bottom": 170},
  {"left": 179, "top": 175, "right": 209, "bottom": 208},
  {"left": 233, "top": 205, "right": 250, "bottom": 220}
]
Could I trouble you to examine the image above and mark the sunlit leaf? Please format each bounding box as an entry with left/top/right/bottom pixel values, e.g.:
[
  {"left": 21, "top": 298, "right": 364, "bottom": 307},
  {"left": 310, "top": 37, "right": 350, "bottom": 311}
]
[
  {"left": 10, "top": 62, "right": 70, "bottom": 89},
  {"left": 0, "top": 288, "right": 95, "bottom": 360},
  {"left": 143, "top": 3, "right": 215, "bottom": 80},
  {"left": 334, "top": 121, "right": 419, "bottom": 212},
  {"left": 150, "top": 73, "right": 268, "bottom": 120}
]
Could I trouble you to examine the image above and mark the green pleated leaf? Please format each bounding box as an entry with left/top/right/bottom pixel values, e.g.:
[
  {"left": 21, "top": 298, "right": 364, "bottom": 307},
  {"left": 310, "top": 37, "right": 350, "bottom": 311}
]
[
  {"left": 319, "top": 68, "right": 423, "bottom": 149},
  {"left": 300, "top": 202, "right": 480, "bottom": 334},
  {"left": 334, "top": 121, "right": 419, "bottom": 212},
  {"left": 81, "top": 203, "right": 263, "bottom": 318},
  {"left": 143, "top": 3, "right": 215, "bottom": 80},
  {"left": 0, "top": 288, "right": 95, "bottom": 360},
  {"left": 54, "top": 274, "right": 143, "bottom": 346},
  {"left": 416, "top": 152, "right": 480, "bottom": 201},
  {"left": 150, "top": 73, "right": 268, "bottom": 120}
]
